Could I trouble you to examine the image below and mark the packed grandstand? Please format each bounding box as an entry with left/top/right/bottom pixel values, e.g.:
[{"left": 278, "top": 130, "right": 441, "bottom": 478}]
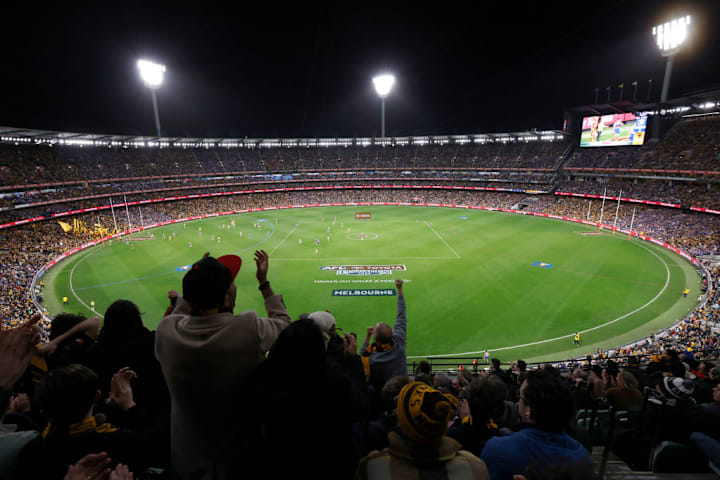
[{"left": 2, "top": 98, "right": 720, "bottom": 479}]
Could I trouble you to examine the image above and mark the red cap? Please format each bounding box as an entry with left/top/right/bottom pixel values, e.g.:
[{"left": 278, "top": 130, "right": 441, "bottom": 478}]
[{"left": 217, "top": 255, "right": 242, "bottom": 281}]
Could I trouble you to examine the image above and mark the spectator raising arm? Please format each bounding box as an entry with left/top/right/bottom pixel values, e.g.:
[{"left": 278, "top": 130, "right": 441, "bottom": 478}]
[
  {"left": 36, "top": 316, "right": 101, "bottom": 356},
  {"left": 392, "top": 279, "right": 407, "bottom": 347},
  {"left": 0, "top": 313, "right": 42, "bottom": 388}
]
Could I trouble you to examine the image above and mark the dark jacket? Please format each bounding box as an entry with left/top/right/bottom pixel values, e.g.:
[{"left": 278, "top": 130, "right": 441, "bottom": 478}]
[
  {"left": 85, "top": 329, "right": 170, "bottom": 413},
  {"left": 22, "top": 407, "right": 169, "bottom": 479}
]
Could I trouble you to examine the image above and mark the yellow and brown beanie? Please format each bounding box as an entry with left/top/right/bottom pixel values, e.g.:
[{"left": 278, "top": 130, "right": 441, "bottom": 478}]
[{"left": 397, "top": 381, "right": 458, "bottom": 444}]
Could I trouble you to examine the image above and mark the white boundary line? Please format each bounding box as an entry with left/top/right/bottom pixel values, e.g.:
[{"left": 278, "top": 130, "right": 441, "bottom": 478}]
[
  {"left": 272, "top": 256, "right": 455, "bottom": 260},
  {"left": 409, "top": 240, "right": 672, "bottom": 358},
  {"left": 69, "top": 248, "right": 104, "bottom": 318},
  {"left": 424, "top": 221, "right": 460, "bottom": 259},
  {"left": 269, "top": 224, "right": 298, "bottom": 255}
]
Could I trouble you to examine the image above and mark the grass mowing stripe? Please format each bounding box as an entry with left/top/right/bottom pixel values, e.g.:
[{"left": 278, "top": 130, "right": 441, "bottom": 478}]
[{"left": 410, "top": 239, "right": 671, "bottom": 358}]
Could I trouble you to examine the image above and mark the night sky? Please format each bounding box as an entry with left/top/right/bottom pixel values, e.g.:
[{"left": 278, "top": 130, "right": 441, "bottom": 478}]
[{"left": 2, "top": 0, "right": 719, "bottom": 138}]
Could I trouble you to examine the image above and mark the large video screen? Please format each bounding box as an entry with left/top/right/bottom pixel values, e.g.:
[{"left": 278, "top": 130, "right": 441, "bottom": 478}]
[{"left": 580, "top": 113, "right": 647, "bottom": 147}]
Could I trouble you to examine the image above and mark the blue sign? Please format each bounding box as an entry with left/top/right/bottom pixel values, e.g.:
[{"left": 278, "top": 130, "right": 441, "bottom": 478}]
[
  {"left": 332, "top": 289, "right": 397, "bottom": 297},
  {"left": 176, "top": 264, "right": 192, "bottom": 272},
  {"left": 532, "top": 262, "right": 553, "bottom": 269}
]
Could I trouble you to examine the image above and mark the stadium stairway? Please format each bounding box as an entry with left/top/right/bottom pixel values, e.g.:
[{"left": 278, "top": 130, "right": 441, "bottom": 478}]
[{"left": 591, "top": 447, "right": 718, "bottom": 480}]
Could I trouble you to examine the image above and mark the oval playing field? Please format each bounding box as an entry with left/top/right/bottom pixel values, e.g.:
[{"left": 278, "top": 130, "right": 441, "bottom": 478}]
[{"left": 41, "top": 206, "right": 701, "bottom": 362}]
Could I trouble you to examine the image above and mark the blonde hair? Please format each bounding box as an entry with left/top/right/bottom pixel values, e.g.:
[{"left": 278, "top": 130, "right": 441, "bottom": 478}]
[{"left": 619, "top": 370, "right": 638, "bottom": 390}]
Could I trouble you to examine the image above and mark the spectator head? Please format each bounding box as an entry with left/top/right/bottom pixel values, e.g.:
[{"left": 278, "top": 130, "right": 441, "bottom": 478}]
[
  {"left": 670, "top": 361, "right": 687, "bottom": 378},
  {"left": 373, "top": 322, "right": 393, "bottom": 345},
  {"left": 663, "top": 349, "right": 678, "bottom": 362},
  {"left": 571, "top": 369, "right": 587, "bottom": 382},
  {"left": 517, "top": 360, "right": 527, "bottom": 372},
  {"left": 618, "top": 371, "right": 638, "bottom": 391},
  {"left": 606, "top": 360, "right": 619, "bottom": 378},
  {"left": 699, "top": 361, "right": 715, "bottom": 376},
  {"left": 397, "top": 382, "right": 458, "bottom": 444},
  {"left": 710, "top": 366, "right": 720, "bottom": 382},
  {"left": 267, "top": 318, "right": 326, "bottom": 372},
  {"left": 491, "top": 358, "right": 501, "bottom": 370},
  {"left": 381, "top": 376, "right": 410, "bottom": 407},
  {"left": 434, "top": 372, "right": 451, "bottom": 390},
  {"left": 467, "top": 376, "right": 507, "bottom": 424},
  {"left": 519, "top": 370, "right": 575, "bottom": 432},
  {"left": 590, "top": 365, "right": 602, "bottom": 379},
  {"left": 36, "top": 364, "right": 99, "bottom": 426},
  {"left": 305, "top": 311, "right": 337, "bottom": 341},
  {"left": 98, "top": 299, "right": 143, "bottom": 343},
  {"left": 713, "top": 384, "right": 720, "bottom": 406},
  {"left": 414, "top": 373, "right": 433, "bottom": 386},
  {"left": 416, "top": 360, "right": 431, "bottom": 376},
  {"left": 657, "top": 376, "right": 694, "bottom": 403},
  {"left": 49, "top": 313, "right": 86, "bottom": 341},
  {"left": 182, "top": 255, "right": 241, "bottom": 311}
]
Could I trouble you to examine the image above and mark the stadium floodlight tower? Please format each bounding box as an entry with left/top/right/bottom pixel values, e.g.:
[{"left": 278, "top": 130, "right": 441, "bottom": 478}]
[
  {"left": 373, "top": 74, "right": 395, "bottom": 138},
  {"left": 137, "top": 59, "right": 166, "bottom": 137},
  {"left": 652, "top": 15, "right": 691, "bottom": 102}
]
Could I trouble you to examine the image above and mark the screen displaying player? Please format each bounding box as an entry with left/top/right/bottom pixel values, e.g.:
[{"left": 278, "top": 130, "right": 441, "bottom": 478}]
[{"left": 579, "top": 113, "right": 647, "bottom": 147}]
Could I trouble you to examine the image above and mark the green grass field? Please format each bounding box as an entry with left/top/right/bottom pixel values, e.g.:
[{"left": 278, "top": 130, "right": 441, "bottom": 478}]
[{"left": 40, "top": 206, "right": 700, "bottom": 362}]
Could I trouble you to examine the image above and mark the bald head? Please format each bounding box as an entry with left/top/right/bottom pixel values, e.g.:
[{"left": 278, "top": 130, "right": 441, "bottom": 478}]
[{"left": 374, "top": 322, "right": 393, "bottom": 344}]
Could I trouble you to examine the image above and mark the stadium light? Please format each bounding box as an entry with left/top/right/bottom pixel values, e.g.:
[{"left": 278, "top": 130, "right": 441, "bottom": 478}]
[
  {"left": 373, "top": 74, "right": 395, "bottom": 138},
  {"left": 652, "top": 15, "right": 691, "bottom": 102},
  {"left": 137, "top": 59, "right": 166, "bottom": 137}
]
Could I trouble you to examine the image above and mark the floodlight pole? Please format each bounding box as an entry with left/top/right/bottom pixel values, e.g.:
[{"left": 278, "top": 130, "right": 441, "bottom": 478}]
[
  {"left": 652, "top": 56, "right": 674, "bottom": 141},
  {"left": 151, "top": 89, "right": 162, "bottom": 138},
  {"left": 380, "top": 97, "right": 386, "bottom": 138},
  {"left": 660, "top": 55, "right": 674, "bottom": 103}
]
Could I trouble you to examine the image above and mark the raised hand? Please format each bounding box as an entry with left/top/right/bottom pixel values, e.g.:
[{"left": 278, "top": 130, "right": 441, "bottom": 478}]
[
  {"left": 108, "top": 367, "right": 137, "bottom": 411},
  {"left": 63, "top": 452, "right": 111, "bottom": 480},
  {"left": 0, "top": 313, "right": 42, "bottom": 388},
  {"left": 254, "top": 250, "right": 269, "bottom": 283},
  {"left": 343, "top": 332, "right": 358, "bottom": 357},
  {"left": 109, "top": 463, "right": 133, "bottom": 480}
]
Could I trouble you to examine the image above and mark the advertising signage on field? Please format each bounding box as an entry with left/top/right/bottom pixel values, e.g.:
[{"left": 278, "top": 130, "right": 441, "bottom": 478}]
[{"left": 580, "top": 113, "right": 647, "bottom": 147}]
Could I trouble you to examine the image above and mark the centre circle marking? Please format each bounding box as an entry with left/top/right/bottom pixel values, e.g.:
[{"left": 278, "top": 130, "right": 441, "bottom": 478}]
[{"left": 347, "top": 232, "right": 379, "bottom": 241}]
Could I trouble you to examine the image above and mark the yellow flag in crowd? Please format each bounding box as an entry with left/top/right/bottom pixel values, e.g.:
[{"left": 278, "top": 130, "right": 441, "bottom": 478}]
[{"left": 58, "top": 221, "right": 73, "bottom": 233}]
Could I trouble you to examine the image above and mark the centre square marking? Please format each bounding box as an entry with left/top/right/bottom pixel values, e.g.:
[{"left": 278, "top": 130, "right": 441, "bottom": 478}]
[{"left": 347, "top": 232, "right": 379, "bottom": 241}]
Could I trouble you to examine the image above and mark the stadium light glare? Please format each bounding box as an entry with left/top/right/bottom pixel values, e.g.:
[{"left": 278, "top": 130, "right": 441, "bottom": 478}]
[
  {"left": 137, "top": 59, "right": 165, "bottom": 137},
  {"left": 372, "top": 74, "right": 395, "bottom": 138},
  {"left": 653, "top": 15, "right": 691, "bottom": 56},
  {"left": 373, "top": 74, "right": 395, "bottom": 98},
  {"left": 137, "top": 59, "right": 166, "bottom": 88},
  {"left": 650, "top": 14, "right": 691, "bottom": 142}
]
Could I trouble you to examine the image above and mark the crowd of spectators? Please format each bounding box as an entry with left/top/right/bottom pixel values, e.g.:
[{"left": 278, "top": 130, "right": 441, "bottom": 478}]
[
  {"left": 0, "top": 140, "right": 567, "bottom": 190},
  {"left": 557, "top": 177, "right": 720, "bottom": 210},
  {"left": 1, "top": 257, "right": 719, "bottom": 477}
]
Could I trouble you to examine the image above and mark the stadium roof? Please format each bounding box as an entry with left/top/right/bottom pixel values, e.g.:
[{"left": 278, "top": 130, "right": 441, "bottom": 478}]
[
  {"left": 0, "top": 127, "right": 570, "bottom": 148},
  {"left": 565, "top": 88, "right": 720, "bottom": 117}
]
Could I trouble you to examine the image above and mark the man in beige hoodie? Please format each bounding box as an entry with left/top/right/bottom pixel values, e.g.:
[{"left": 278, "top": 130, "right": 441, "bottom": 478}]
[{"left": 155, "top": 250, "right": 291, "bottom": 479}]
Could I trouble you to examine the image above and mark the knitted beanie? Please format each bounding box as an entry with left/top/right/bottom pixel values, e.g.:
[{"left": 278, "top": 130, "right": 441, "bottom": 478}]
[{"left": 396, "top": 381, "right": 458, "bottom": 444}]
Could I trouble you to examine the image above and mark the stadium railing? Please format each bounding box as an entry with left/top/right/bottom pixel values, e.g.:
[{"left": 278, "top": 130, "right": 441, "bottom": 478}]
[{"left": 406, "top": 349, "right": 720, "bottom": 375}]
